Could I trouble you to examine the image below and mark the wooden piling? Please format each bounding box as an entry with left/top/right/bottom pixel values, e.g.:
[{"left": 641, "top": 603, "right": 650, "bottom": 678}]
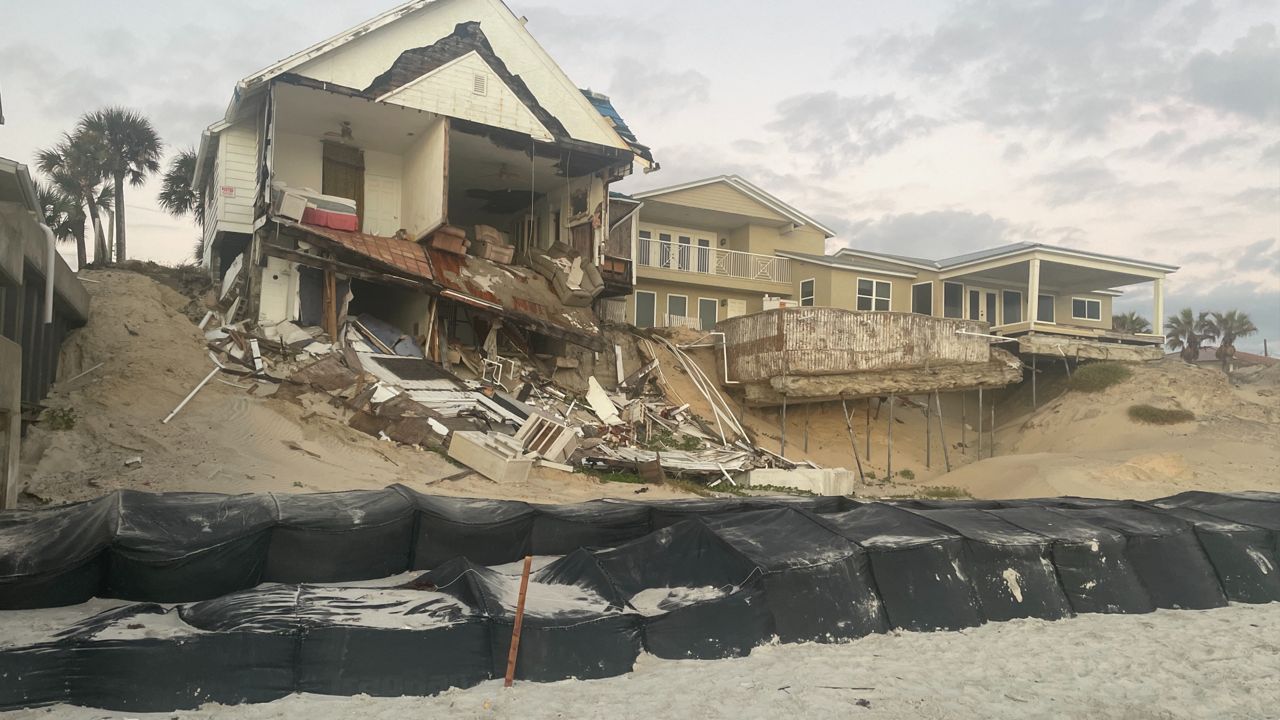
[
  {"left": 935, "top": 391, "right": 951, "bottom": 473},
  {"left": 887, "top": 395, "right": 895, "bottom": 479},
  {"left": 504, "top": 555, "right": 534, "bottom": 688}
]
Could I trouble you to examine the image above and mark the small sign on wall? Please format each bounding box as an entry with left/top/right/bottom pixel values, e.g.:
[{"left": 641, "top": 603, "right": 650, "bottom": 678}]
[{"left": 220, "top": 185, "right": 237, "bottom": 198}]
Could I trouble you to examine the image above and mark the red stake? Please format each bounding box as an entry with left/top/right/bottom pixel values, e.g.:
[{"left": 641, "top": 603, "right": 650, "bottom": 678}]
[{"left": 504, "top": 555, "right": 534, "bottom": 688}]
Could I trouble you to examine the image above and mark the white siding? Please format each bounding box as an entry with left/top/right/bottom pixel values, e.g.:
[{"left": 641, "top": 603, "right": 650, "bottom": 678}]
[
  {"left": 290, "top": 0, "right": 626, "bottom": 150},
  {"left": 214, "top": 120, "right": 258, "bottom": 229},
  {"left": 381, "top": 52, "right": 552, "bottom": 141},
  {"left": 363, "top": 149, "right": 404, "bottom": 236}
]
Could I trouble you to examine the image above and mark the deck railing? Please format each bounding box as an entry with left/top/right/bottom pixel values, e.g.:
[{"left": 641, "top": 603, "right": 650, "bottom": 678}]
[{"left": 636, "top": 239, "right": 791, "bottom": 284}]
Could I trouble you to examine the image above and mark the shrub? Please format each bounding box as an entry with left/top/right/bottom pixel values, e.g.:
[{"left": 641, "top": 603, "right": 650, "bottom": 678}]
[
  {"left": 1128, "top": 404, "right": 1196, "bottom": 425},
  {"left": 43, "top": 407, "right": 77, "bottom": 431},
  {"left": 898, "top": 468, "right": 916, "bottom": 480},
  {"left": 915, "top": 485, "right": 973, "bottom": 500},
  {"left": 1068, "top": 362, "right": 1133, "bottom": 393}
]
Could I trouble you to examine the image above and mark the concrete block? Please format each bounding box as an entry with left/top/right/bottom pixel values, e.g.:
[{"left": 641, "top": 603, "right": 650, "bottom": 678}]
[
  {"left": 743, "top": 468, "right": 856, "bottom": 496},
  {"left": 448, "top": 431, "right": 533, "bottom": 484}
]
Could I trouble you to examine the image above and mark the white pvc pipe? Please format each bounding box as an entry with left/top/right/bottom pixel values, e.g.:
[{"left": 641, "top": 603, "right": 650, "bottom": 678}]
[{"left": 39, "top": 223, "right": 55, "bottom": 324}]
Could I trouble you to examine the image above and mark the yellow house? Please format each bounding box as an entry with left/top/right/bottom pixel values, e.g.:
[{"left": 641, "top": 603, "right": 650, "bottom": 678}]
[
  {"left": 613, "top": 176, "right": 835, "bottom": 330},
  {"left": 611, "top": 174, "right": 1175, "bottom": 361}
]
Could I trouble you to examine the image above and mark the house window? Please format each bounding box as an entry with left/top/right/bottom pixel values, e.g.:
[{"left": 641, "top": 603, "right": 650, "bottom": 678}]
[
  {"left": 677, "top": 236, "right": 692, "bottom": 271},
  {"left": 857, "top": 278, "right": 891, "bottom": 311},
  {"left": 698, "top": 298, "right": 718, "bottom": 330},
  {"left": 635, "top": 291, "right": 656, "bottom": 328},
  {"left": 1002, "top": 290, "right": 1022, "bottom": 324},
  {"left": 800, "top": 278, "right": 816, "bottom": 307},
  {"left": 1037, "top": 294, "right": 1055, "bottom": 323},
  {"left": 911, "top": 282, "right": 933, "bottom": 315},
  {"left": 666, "top": 294, "right": 688, "bottom": 325},
  {"left": 943, "top": 282, "right": 964, "bottom": 319},
  {"left": 1072, "top": 297, "right": 1102, "bottom": 321},
  {"left": 659, "top": 233, "right": 672, "bottom": 267},
  {"left": 968, "top": 289, "right": 981, "bottom": 321}
]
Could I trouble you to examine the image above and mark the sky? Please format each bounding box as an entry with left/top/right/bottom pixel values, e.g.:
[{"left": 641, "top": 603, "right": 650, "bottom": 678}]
[{"left": 1, "top": 0, "right": 1277, "bottom": 351}]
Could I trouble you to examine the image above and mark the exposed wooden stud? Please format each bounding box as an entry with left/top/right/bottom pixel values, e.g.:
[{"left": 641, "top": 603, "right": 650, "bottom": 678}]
[{"left": 840, "top": 395, "right": 865, "bottom": 483}]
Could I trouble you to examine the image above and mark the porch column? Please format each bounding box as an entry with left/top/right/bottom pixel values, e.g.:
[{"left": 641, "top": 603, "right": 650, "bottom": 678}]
[
  {"left": 1027, "top": 258, "right": 1041, "bottom": 326},
  {"left": 1153, "top": 277, "right": 1165, "bottom": 337}
]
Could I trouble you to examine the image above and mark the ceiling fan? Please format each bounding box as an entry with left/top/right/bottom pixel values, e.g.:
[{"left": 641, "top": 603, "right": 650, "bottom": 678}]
[{"left": 323, "top": 121, "right": 354, "bottom": 144}]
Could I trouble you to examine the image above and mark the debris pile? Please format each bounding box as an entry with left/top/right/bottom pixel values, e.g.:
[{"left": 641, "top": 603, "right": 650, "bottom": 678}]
[{"left": 193, "top": 304, "right": 811, "bottom": 491}]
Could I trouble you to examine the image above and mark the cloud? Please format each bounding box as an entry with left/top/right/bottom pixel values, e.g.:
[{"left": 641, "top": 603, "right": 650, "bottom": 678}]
[
  {"left": 1030, "top": 157, "right": 1182, "bottom": 206},
  {"left": 606, "top": 59, "right": 710, "bottom": 109},
  {"left": 1229, "top": 186, "right": 1280, "bottom": 211},
  {"left": 830, "top": 210, "right": 1017, "bottom": 258},
  {"left": 764, "top": 92, "right": 938, "bottom": 172},
  {"left": 1173, "top": 131, "right": 1260, "bottom": 165},
  {"left": 1185, "top": 23, "right": 1280, "bottom": 120}
]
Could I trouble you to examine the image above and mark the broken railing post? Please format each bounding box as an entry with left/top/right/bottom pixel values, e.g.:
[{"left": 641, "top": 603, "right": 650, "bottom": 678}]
[
  {"left": 924, "top": 398, "right": 932, "bottom": 470},
  {"left": 840, "top": 395, "right": 865, "bottom": 483},
  {"left": 990, "top": 400, "right": 996, "bottom": 458},
  {"left": 162, "top": 366, "right": 220, "bottom": 424},
  {"left": 977, "top": 388, "right": 984, "bottom": 456},
  {"left": 1032, "top": 354, "right": 1037, "bottom": 409},
  {"left": 887, "top": 395, "right": 894, "bottom": 479},
  {"left": 935, "top": 391, "right": 951, "bottom": 473},
  {"left": 504, "top": 555, "right": 534, "bottom": 688}
]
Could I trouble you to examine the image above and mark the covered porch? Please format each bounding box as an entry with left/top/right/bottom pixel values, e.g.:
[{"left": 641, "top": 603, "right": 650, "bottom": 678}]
[{"left": 935, "top": 248, "right": 1174, "bottom": 357}]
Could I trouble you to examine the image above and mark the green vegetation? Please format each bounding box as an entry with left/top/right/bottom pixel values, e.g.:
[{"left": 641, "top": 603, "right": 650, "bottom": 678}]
[
  {"left": 746, "top": 484, "right": 818, "bottom": 497},
  {"left": 43, "top": 408, "right": 77, "bottom": 431},
  {"left": 588, "top": 468, "right": 728, "bottom": 497},
  {"left": 897, "top": 468, "right": 915, "bottom": 480},
  {"left": 1068, "top": 362, "right": 1132, "bottom": 392},
  {"left": 1128, "top": 404, "right": 1196, "bottom": 425},
  {"left": 640, "top": 430, "right": 702, "bottom": 452},
  {"left": 894, "top": 485, "right": 974, "bottom": 500}
]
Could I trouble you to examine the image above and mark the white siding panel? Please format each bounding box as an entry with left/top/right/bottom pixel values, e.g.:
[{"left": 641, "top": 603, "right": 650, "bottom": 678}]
[
  {"left": 381, "top": 52, "right": 552, "bottom": 141},
  {"left": 214, "top": 120, "right": 259, "bottom": 227},
  {"left": 402, "top": 116, "right": 448, "bottom": 240}
]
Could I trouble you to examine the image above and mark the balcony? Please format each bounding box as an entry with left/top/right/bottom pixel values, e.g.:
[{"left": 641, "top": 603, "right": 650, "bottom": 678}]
[{"left": 636, "top": 238, "right": 791, "bottom": 284}]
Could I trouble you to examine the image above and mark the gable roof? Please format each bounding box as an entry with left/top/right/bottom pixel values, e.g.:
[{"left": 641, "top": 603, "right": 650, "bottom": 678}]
[
  {"left": 775, "top": 250, "right": 918, "bottom": 279},
  {"left": 632, "top": 175, "right": 836, "bottom": 237},
  {"left": 581, "top": 90, "right": 655, "bottom": 166},
  {"left": 835, "top": 242, "right": 1179, "bottom": 274}
]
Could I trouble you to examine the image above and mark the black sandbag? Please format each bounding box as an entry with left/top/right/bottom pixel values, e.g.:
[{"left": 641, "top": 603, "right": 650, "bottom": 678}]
[
  {"left": 530, "top": 499, "right": 652, "bottom": 555},
  {"left": 395, "top": 487, "right": 536, "bottom": 568},
  {"left": 890, "top": 499, "right": 1007, "bottom": 510},
  {"left": 0, "top": 494, "right": 117, "bottom": 609},
  {"left": 538, "top": 548, "right": 629, "bottom": 606},
  {"left": 1153, "top": 505, "right": 1280, "bottom": 603},
  {"left": 819, "top": 503, "right": 984, "bottom": 631},
  {"left": 594, "top": 520, "right": 775, "bottom": 658},
  {"left": 640, "top": 578, "right": 774, "bottom": 659},
  {"left": 991, "top": 507, "right": 1154, "bottom": 614},
  {"left": 265, "top": 489, "right": 415, "bottom": 583},
  {"left": 1155, "top": 491, "right": 1280, "bottom": 533},
  {"left": 429, "top": 557, "right": 641, "bottom": 681},
  {"left": 738, "top": 495, "right": 848, "bottom": 514},
  {"left": 912, "top": 508, "right": 1072, "bottom": 622},
  {"left": 293, "top": 587, "right": 492, "bottom": 695},
  {"left": 704, "top": 508, "right": 887, "bottom": 641},
  {"left": 1055, "top": 507, "right": 1227, "bottom": 609},
  {"left": 105, "top": 491, "right": 277, "bottom": 602},
  {"left": 0, "top": 644, "right": 72, "bottom": 709},
  {"left": 44, "top": 604, "right": 293, "bottom": 712},
  {"left": 647, "top": 498, "right": 751, "bottom": 529}
]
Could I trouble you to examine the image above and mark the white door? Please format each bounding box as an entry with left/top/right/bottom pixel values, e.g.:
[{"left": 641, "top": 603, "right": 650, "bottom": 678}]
[
  {"left": 967, "top": 287, "right": 998, "bottom": 324},
  {"left": 362, "top": 174, "right": 402, "bottom": 236}
]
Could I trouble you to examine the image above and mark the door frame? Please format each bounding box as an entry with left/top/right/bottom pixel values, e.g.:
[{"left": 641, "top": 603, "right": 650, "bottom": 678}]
[
  {"left": 697, "top": 297, "right": 719, "bottom": 331},
  {"left": 966, "top": 285, "right": 999, "bottom": 325},
  {"left": 634, "top": 290, "right": 657, "bottom": 328}
]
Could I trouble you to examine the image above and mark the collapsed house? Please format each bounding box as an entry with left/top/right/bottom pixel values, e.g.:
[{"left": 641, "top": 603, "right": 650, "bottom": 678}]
[{"left": 194, "top": 0, "right": 653, "bottom": 369}]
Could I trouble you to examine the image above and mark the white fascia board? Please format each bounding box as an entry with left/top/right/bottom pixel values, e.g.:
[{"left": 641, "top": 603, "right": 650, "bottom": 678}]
[{"left": 831, "top": 247, "right": 938, "bottom": 271}]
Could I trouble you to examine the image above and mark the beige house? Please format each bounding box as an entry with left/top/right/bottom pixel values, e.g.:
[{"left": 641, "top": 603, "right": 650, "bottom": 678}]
[
  {"left": 614, "top": 175, "right": 1175, "bottom": 361},
  {"left": 609, "top": 176, "right": 835, "bottom": 330}
]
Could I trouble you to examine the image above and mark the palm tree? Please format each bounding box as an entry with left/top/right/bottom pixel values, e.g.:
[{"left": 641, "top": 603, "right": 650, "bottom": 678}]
[
  {"left": 1165, "top": 308, "right": 1218, "bottom": 363},
  {"left": 34, "top": 181, "right": 81, "bottom": 248},
  {"left": 1112, "top": 311, "right": 1151, "bottom": 335},
  {"left": 78, "top": 107, "right": 164, "bottom": 263},
  {"left": 34, "top": 131, "right": 113, "bottom": 267},
  {"left": 158, "top": 148, "right": 204, "bottom": 227},
  {"left": 1208, "top": 310, "right": 1259, "bottom": 372}
]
